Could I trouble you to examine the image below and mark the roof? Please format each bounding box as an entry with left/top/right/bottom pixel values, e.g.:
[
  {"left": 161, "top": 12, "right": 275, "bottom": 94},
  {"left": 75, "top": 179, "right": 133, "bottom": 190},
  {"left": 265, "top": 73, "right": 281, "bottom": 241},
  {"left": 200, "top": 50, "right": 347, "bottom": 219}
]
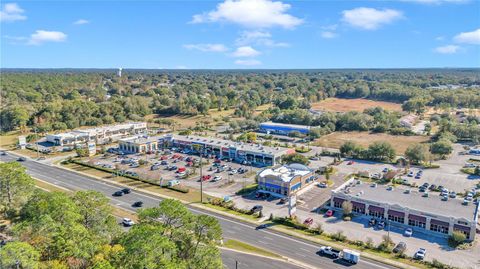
[
  {"left": 173, "top": 135, "right": 291, "bottom": 156},
  {"left": 333, "top": 180, "right": 478, "bottom": 222},
  {"left": 258, "top": 163, "right": 312, "bottom": 183},
  {"left": 260, "top": 122, "right": 311, "bottom": 130},
  {"left": 119, "top": 135, "right": 158, "bottom": 144},
  {"left": 48, "top": 122, "right": 147, "bottom": 138}
]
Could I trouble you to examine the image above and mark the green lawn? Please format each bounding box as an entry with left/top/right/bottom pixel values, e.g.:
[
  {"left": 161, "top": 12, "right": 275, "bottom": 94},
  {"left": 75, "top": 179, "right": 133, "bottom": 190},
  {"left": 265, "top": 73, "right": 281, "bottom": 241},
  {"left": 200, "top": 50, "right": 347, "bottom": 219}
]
[{"left": 223, "top": 239, "right": 282, "bottom": 259}]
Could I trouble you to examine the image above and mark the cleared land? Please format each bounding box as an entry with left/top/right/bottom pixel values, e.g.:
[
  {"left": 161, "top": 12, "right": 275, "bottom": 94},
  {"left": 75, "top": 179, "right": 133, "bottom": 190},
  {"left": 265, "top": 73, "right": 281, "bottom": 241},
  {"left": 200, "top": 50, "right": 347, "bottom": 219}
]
[
  {"left": 313, "top": 131, "right": 429, "bottom": 154},
  {"left": 310, "top": 98, "right": 402, "bottom": 112}
]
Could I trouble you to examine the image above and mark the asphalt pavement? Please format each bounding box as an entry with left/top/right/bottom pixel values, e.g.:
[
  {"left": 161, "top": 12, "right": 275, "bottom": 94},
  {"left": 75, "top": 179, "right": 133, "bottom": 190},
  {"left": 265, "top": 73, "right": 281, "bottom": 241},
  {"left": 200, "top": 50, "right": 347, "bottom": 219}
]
[{"left": 0, "top": 153, "right": 400, "bottom": 269}]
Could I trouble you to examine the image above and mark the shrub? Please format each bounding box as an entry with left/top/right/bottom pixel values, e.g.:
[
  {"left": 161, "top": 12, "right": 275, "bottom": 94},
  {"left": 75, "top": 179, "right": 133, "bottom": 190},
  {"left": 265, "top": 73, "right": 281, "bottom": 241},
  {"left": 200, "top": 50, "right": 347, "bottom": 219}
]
[
  {"left": 365, "top": 237, "right": 374, "bottom": 249},
  {"left": 330, "top": 231, "right": 347, "bottom": 242},
  {"left": 448, "top": 231, "right": 467, "bottom": 247},
  {"left": 341, "top": 201, "right": 353, "bottom": 218},
  {"left": 312, "top": 223, "right": 324, "bottom": 235},
  {"left": 376, "top": 235, "right": 394, "bottom": 253}
]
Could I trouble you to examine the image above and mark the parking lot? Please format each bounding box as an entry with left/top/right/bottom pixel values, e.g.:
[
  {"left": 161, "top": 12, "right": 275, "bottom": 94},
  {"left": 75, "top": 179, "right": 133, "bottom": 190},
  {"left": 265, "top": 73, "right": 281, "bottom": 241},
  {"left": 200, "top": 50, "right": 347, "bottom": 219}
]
[{"left": 85, "top": 148, "right": 260, "bottom": 196}]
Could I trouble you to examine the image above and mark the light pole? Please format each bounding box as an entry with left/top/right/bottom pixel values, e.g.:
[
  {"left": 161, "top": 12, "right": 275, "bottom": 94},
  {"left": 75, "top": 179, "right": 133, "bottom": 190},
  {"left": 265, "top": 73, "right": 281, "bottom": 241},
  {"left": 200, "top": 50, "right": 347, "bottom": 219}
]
[
  {"left": 199, "top": 147, "right": 203, "bottom": 203},
  {"left": 34, "top": 127, "right": 39, "bottom": 159}
]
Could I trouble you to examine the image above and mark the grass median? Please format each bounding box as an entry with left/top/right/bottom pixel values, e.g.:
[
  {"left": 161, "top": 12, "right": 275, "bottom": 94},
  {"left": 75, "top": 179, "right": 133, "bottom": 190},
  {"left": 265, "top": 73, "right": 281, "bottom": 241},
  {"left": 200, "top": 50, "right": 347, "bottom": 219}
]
[{"left": 223, "top": 239, "right": 282, "bottom": 259}]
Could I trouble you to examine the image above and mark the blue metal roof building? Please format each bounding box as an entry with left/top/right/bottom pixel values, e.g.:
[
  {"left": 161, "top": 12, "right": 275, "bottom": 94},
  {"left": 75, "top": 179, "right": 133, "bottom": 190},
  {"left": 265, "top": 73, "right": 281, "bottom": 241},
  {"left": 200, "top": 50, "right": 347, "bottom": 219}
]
[{"left": 259, "top": 122, "right": 311, "bottom": 135}]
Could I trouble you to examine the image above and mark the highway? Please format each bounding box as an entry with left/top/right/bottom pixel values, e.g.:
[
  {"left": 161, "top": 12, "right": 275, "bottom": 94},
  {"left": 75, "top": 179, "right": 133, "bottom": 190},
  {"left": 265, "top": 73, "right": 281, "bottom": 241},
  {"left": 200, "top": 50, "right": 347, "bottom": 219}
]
[{"left": 1, "top": 153, "right": 399, "bottom": 269}]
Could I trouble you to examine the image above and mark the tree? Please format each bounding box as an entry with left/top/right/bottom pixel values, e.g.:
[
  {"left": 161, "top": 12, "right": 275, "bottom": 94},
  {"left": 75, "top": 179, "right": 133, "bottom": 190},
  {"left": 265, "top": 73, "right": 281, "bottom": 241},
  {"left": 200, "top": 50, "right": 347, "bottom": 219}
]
[
  {"left": 430, "top": 139, "right": 453, "bottom": 159},
  {"left": 0, "top": 241, "right": 40, "bottom": 269},
  {"left": 72, "top": 191, "right": 120, "bottom": 242},
  {"left": 341, "top": 201, "right": 353, "bottom": 219},
  {"left": 0, "top": 105, "right": 29, "bottom": 132},
  {"left": 367, "top": 141, "right": 396, "bottom": 163},
  {"left": 340, "top": 141, "right": 363, "bottom": 158},
  {"left": 404, "top": 143, "right": 429, "bottom": 164},
  {"left": 449, "top": 231, "right": 467, "bottom": 247},
  {"left": 0, "top": 162, "right": 35, "bottom": 217},
  {"left": 282, "top": 153, "right": 309, "bottom": 165}
]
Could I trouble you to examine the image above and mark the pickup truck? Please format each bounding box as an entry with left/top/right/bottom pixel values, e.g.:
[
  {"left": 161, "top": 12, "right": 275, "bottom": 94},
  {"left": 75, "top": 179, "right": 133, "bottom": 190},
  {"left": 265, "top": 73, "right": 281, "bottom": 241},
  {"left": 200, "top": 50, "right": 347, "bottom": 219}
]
[
  {"left": 319, "top": 247, "right": 360, "bottom": 264},
  {"left": 318, "top": 246, "right": 341, "bottom": 258}
]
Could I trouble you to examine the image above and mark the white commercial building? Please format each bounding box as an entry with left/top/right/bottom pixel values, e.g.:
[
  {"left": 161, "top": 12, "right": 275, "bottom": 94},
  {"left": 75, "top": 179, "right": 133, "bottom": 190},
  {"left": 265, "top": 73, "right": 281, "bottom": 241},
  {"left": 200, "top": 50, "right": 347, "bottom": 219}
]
[
  {"left": 46, "top": 122, "right": 147, "bottom": 146},
  {"left": 330, "top": 178, "right": 479, "bottom": 241}
]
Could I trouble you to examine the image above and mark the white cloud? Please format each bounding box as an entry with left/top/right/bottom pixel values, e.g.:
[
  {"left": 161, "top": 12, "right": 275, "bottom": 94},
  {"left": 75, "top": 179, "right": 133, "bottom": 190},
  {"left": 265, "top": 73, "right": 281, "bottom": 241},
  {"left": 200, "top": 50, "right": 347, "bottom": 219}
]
[
  {"left": 192, "top": 0, "right": 303, "bottom": 29},
  {"left": 0, "top": 3, "right": 26, "bottom": 22},
  {"left": 342, "top": 7, "right": 403, "bottom": 30},
  {"left": 402, "top": 0, "right": 469, "bottom": 4},
  {"left": 183, "top": 43, "right": 229, "bottom": 52},
  {"left": 234, "top": 59, "right": 262, "bottom": 66},
  {"left": 435, "top": 36, "right": 445, "bottom": 41},
  {"left": 175, "top": 65, "right": 188, "bottom": 69},
  {"left": 74, "top": 19, "right": 89, "bottom": 25},
  {"left": 235, "top": 30, "right": 289, "bottom": 47},
  {"left": 434, "top": 45, "right": 461, "bottom": 54},
  {"left": 321, "top": 31, "right": 337, "bottom": 39},
  {"left": 28, "top": 30, "right": 67, "bottom": 45},
  {"left": 454, "top": 28, "right": 480, "bottom": 45},
  {"left": 232, "top": 46, "right": 261, "bottom": 57}
]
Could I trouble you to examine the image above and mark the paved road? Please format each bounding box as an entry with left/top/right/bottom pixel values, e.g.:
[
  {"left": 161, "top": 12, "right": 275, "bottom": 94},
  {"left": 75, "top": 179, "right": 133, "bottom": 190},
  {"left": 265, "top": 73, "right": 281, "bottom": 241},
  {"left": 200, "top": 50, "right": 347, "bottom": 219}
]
[
  {"left": 221, "top": 249, "right": 304, "bottom": 269},
  {"left": 1, "top": 153, "right": 399, "bottom": 269}
]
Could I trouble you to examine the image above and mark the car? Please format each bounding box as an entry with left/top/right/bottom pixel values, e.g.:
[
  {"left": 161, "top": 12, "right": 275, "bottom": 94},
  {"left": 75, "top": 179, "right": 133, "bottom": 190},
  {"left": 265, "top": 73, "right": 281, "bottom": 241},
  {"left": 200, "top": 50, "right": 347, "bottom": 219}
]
[
  {"left": 255, "top": 224, "right": 268, "bottom": 230},
  {"left": 113, "top": 191, "right": 124, "bottom": 197},
  {"left": 228, "top": 170, "right": 237, "bottom": 175},
  {"left": 122, "top": 218, "right": 135, "bottom": 227},
  {"left": 161, "top": 160, "right": 168, "bottom": 165},
  {"left": 347, "top": 160, "right": 355, "bottom": 165},
  {"left": 407, "top": 171, "right": 414, "bottom": 177},
  {"left": 382, "top": 168, "right": 389, "bottom": 173},
  {"left": 318, "top": 246, "right": 341, "bottom": 258},
  {"left": 429, "top": 184, "right": 437, "bottom": 191},
  {"left": 419, "top": 186, "right": 426, "bottom": 192},
  {"left": 393, "top": 242, "right": 407, "bottom": 254},
  {"left": 122, "top": 188, "right": 131, "bottom": 194},
  {"left": 326, "top": 209, "right": 334, "bottom": 217},
  {"left": 377, "top": 220, "right": 385, "bottom": 229},
  {"left": 251, "top": 205, "right": 263, "bottom": 213},
  {"left": 17, "top": 157, "right": 27, "bottom": 162},
  {"left": 279, "top": 197, "right": 287, "bottom": 204},
  {"left": 318, "top": 182, "right": 327, "bottom": 188},
  {"left": 368, "top": 218, "right": 377, "bottom": 226},
  {"left": 212, "top": 176, "right": 222, "bottom": 182},
  {"left": 177, "top": 171, "right": 186, "bottom": 177},
  {"left": 201, "top": 175, "right": 212, "bottom": 181},
  {"left": 37, "top": 156, "right": 46, "bottom": 161},
  {"left": 415, "top": 174, "right": 421, "bottom": 179},
  {"left": 0, "top": 151, "right": 7, "bottom": 155},
  {"left": 441, "top": 195, "right": 448, "bottom": 201},
  {"left": 422, "top": 192, "right": 429, "bottom": 197},
  {"left": 449, "top": 191, "right": 457, "bottom": 198},
  {"left": 132, "top": 201, "right": 143, "bottom": 207},
  {"left": 303, "top": 217, "right": 314, "bottom": 226},
  {"left": 309, "top": 156, "right": 320, "bottom": 161},
  {"left": 414, "top": 248, "right": 426, "bottom": 260},
  {"left": 422, "top": 182, "right": 430, "bottom": 188},
  {"left": 404, "top": 228, "right": 413, "bottom": 237}
]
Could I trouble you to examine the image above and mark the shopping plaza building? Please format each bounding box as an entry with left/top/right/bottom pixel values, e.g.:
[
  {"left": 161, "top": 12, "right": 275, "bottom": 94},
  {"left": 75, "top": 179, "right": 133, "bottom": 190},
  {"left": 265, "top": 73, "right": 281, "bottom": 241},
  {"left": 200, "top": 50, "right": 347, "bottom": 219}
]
[
  {"left": 330, "top": 178, "right": 479, "bottom": 240},
  {"left": 161, "top": 134, "right": 294, "bottom": 167},
  {"left": 259, "top": 122, "right": 311, "bottom": 136},
  {"left": 46, "top": 122, "right": 147, "bottom": 146},
  {"left": 118, "top": 135, "right": 158, "bottom": 153},
  {"left": 257, "top": 163, "right": 317, "bottom": 197}
]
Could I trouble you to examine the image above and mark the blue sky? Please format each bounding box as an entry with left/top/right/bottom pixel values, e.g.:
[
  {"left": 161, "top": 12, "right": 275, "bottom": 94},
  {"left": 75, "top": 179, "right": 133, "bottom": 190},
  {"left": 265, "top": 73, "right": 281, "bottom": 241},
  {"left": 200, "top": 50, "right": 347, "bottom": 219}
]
[{"left": 1, "top": 0, "right": 479, "bottom": 68}]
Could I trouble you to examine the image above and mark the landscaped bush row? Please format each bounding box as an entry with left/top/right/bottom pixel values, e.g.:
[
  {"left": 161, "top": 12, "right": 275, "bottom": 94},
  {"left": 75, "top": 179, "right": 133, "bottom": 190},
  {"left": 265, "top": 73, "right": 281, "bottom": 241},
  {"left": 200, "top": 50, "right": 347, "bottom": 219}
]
[
  {"left": 208, "top": 198, "right": 257, "bottom": 216},
  {"left": 272, "top": 216, "right": 460, "bottom": 269}
]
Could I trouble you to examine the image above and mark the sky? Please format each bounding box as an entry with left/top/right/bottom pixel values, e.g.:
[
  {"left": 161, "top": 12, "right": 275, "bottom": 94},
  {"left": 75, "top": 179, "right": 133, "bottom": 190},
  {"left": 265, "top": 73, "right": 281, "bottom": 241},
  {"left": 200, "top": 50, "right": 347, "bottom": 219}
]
[{"left": 1, "top": 0, "right": 479, "bottom": 69}]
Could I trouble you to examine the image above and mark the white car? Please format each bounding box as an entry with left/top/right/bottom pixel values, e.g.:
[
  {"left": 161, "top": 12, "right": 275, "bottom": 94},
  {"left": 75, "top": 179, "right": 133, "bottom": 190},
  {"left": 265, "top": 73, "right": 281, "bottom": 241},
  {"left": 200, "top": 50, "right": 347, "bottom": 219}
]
[
  {"left": 213, "top": 176, "right": 222, "bottom": 182},
  {"left": 122, "top": 218, "right": 134, "bottom": 227},
  {"left": 414, "top": 248, "right": 426, "bottom": 260},
  {"left": 404, "top": 228, "right": 413, "bottom": 237}
]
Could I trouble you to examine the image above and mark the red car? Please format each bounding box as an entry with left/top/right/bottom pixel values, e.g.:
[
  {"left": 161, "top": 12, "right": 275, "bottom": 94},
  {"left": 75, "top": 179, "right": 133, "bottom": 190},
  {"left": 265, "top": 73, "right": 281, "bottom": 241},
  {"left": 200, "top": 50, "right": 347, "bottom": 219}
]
[
  {"left": 160, "top": 155, "right": 168, "bottom": 160},
  {"left": 201, "top": 175, "right": 212, "bottom": 181},
  {"left": 347, "top": 160, "right": 355, "bottom": 165},
  {"left": 303, "top": 217, "right": 314, "bottom": 226},
  {"left": 177, "top": 167, "right": 186, "bottom": 173},
  {"left": 326, "top": 210, "right": 334, "bottom": 217},
  {"left": 186, "top": 161, "right": 193, "bottom": 167},
  {"left": 214, "top": 159, "right": 221, "bottom": 163}
]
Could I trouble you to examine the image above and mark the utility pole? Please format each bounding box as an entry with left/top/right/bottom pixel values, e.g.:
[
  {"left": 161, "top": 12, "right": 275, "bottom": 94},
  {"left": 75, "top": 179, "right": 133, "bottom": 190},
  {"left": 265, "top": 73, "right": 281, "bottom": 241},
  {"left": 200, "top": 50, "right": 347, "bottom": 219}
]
[
  {"left": 235, "top": 261, "right": 238, "bottom": 269},
  {"left": 34, "top": 127, "right": 39, "bottom": 159},
  {"left": 200, "top": 148, "right": 203, "bottom": 203}
]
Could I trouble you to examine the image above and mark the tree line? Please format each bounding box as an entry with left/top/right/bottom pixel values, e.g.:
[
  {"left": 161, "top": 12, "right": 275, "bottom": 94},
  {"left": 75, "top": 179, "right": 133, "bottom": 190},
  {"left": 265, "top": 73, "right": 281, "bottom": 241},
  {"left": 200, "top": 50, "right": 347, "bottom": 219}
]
[{"left": 0, "top": 162, "right": 222, "bottom": 269}]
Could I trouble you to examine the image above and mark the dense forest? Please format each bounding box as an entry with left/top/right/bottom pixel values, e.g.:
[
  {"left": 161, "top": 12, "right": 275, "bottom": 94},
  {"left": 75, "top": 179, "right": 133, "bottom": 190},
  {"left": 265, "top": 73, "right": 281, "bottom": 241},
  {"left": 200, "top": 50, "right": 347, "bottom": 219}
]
[{"left": 1, "top": 69, "right": 479, "bottom": 133}]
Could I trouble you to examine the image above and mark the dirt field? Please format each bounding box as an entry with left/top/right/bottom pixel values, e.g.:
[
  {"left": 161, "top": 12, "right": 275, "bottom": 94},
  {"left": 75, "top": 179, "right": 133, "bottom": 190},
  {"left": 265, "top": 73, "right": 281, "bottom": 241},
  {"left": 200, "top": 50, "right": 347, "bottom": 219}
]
[
  {"left": 310, "top": 98, "right": 402, "bottom": 112},
  {"left": 313, "top": 131, "right": 429, "bottom": 154}
]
